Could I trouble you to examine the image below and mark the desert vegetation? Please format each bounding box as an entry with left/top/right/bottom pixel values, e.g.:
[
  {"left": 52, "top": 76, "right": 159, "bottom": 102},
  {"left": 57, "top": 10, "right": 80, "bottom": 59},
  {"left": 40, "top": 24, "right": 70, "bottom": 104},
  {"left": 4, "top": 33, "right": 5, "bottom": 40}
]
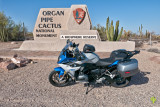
[
  {"left": 0, "top": 12, "right": 32, "bottom": 42},
  {"left": 1, "top": 12, "right": 160, "bottom": 42},
  {"left": 93, "top": 17, "right": 160, "bottom": 42}
]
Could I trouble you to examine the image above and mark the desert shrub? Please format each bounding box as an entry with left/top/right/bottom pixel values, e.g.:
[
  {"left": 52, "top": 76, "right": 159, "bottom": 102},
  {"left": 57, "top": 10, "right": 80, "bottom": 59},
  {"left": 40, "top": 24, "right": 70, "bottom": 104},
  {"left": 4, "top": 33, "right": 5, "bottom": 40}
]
[
  {"left": 92, "top": 24, "right": 106, "bottom": 41},
  {"left": 148, "top": 48, "right": 160, "bottom": 53}
]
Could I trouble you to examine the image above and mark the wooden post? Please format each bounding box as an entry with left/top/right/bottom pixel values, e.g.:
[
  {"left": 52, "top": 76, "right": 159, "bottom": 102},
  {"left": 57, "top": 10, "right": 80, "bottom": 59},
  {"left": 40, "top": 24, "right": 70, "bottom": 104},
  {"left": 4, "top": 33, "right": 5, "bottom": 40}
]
[
  {"left": 23, "top": 22, "right": 25, "bottom": 39},
  {"left": 150, "top": 33, "right": 152, "bottom": 46}
]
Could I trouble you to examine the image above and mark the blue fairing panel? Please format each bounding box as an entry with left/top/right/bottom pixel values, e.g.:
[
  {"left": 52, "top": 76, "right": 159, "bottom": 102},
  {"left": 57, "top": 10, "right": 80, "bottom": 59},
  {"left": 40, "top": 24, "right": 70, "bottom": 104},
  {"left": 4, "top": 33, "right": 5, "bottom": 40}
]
[
  {"left": 108, "top": 60, "right": 119, "bottom": 67},
  {"left": 58, "top": 53, "right": 76, "bottom": 64},
  {"left": 54, "top": 67, "right": 65, "bottom": 78}
]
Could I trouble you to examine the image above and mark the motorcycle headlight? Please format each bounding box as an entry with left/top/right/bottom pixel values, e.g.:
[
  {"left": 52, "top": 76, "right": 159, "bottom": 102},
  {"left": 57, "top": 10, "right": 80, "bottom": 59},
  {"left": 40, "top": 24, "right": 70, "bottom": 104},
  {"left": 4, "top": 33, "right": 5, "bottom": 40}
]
[{"left": 58, "top": 57, "right": 61, "bottom": 62}]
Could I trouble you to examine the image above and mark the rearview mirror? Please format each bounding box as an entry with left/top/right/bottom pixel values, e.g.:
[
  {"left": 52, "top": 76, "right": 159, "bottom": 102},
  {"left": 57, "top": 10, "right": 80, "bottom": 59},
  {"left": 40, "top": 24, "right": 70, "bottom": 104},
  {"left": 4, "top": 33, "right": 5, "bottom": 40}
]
[{"left": 67, "top": 39, "right": 70, "bottom": 44}]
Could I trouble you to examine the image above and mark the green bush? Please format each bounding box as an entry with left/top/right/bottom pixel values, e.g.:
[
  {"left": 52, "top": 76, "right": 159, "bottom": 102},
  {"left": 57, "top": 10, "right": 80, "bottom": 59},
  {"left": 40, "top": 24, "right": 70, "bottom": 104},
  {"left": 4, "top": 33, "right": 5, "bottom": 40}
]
[{"left": 92, "top": 24, "right": 106, "bottom": 41}]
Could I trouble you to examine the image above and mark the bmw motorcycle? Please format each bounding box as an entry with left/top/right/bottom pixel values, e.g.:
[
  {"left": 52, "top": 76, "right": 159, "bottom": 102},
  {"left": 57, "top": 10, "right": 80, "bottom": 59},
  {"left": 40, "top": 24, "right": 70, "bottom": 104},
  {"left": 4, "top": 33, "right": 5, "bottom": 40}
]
[{"left": 49, "top": 40, "right": 140, "bottom": 93}]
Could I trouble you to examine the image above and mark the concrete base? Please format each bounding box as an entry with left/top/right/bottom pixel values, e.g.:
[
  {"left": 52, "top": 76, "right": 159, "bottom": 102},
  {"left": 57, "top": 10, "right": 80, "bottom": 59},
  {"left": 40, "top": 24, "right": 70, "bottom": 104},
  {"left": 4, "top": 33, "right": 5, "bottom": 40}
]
[{"left": 19, "top": 40, "right": 135, "bottom": 52}]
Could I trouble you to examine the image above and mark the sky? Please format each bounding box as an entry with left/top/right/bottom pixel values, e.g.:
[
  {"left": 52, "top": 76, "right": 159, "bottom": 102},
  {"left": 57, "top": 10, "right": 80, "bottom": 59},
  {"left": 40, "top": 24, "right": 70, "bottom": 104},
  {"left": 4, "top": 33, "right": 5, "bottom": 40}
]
[{"left": 0, "top": 0, "right": 160, "bottom": 34}]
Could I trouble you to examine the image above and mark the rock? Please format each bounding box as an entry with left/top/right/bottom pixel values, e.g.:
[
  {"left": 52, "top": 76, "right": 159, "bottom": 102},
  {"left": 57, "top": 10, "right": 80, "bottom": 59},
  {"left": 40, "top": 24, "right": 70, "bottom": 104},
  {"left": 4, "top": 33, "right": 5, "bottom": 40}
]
[
  {"left": 30, "top": 61, "right": 34, "bottom": 64},
  {"left": 13, "top": 54, "right": 18, "bottom": 58},
  {"left": 0, "top": 61, "right": 16, "bottom": 70},
  {"left": 0, "top": 58, "right": 3, "bottom": 62},
  {"left": 11, "top": 42, "right": 18, "bottom": 44}
]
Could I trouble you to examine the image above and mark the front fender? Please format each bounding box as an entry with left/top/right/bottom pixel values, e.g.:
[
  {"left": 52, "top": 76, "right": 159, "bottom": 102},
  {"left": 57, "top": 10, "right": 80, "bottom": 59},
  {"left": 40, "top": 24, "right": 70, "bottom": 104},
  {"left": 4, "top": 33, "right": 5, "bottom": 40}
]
[{"left": 54, "top": 67, "right": 65, "bottom": 78}]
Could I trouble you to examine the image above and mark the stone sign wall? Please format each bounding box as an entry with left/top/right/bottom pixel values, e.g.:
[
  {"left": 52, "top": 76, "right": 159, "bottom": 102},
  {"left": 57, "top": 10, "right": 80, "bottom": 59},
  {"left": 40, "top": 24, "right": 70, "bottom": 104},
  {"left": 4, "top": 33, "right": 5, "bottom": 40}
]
[{"left": 33, "top": 5, "right": 100, "bottom": 41}]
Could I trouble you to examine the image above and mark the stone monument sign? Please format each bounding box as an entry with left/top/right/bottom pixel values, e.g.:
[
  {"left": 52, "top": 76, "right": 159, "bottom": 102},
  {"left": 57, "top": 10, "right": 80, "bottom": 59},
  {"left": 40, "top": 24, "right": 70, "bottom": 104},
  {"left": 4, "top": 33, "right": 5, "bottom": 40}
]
[
  {"left": 19, "top": 5, "right": 135, "bottom": 52},
  {"left": 33, "top": 5, "right": 100, "bottom": 41}
]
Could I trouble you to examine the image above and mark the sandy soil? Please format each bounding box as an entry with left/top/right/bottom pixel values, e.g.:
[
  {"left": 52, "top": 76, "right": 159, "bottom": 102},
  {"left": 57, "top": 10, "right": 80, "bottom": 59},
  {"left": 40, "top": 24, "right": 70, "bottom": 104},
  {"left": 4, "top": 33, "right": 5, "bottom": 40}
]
[
  {"left": 141, "top": 42, "right": 160, "bottom": 50},
  {"left": 0, "top": 42, "right": 160, "bottom": 106}
]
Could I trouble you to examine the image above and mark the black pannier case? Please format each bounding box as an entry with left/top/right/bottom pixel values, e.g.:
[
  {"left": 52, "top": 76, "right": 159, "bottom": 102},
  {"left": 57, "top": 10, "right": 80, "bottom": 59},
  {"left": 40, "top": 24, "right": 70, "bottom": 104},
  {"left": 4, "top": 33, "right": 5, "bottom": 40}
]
[
  {"left": 83, "top": 44, "right": 95, "bottom": 53},
  {"left": 110, "top": 49, "right": 128, "bottom": 60}
]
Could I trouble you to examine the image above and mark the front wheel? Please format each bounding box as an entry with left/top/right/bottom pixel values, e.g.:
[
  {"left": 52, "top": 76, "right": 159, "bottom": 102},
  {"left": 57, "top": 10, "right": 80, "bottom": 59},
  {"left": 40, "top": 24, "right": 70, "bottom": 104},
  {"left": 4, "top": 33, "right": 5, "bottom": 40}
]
[{"left": 49, "top": 70, "right": 70, "bottom": 87}]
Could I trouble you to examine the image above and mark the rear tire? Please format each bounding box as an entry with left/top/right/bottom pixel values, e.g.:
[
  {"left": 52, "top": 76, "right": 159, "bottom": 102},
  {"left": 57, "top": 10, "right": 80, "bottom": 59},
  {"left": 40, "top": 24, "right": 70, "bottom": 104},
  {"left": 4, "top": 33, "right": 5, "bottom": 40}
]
[
  {"left": 110, "top": 70, "right": 131, "bottom": 88},
  {"left": 49, "top": 70, "right": 70, "bottom": 87},
  {"left": 111, "top": 77, "right": 131, "bottom": 88}
]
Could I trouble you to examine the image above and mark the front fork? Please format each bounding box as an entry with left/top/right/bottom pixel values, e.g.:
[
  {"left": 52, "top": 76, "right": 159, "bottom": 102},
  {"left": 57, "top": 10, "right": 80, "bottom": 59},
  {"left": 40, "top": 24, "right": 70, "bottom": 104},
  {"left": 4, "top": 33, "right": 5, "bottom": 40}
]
[
  {"left": 54, "top": 67, "right": 65, "bottom": 78},
  {"left": 54, "top": 67, "right": 75, "bottom": 81}
]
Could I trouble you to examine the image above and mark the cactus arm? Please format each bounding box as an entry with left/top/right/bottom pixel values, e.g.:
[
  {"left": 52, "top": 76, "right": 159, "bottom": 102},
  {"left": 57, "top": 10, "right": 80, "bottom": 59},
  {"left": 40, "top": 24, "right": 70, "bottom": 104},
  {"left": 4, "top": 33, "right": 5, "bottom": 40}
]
[
  {"left": 114, "top": 20, "right": 119, "bottom": 41},
  {"left": 116, "top": 27, "right": 123, "bottom": 41},
  {"left": 106, "top": 17, "right": 111, "bottom": 41},
  {"left": 110, "top": 24, "right": 114, "bottom": 41}
]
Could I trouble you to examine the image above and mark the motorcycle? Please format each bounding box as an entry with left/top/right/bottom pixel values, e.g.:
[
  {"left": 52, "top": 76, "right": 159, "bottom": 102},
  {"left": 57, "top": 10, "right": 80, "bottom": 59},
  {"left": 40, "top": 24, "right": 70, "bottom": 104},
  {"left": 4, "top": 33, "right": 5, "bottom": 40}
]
[{"left": 49, "top": 40, "right": 140, "bottom": 94}]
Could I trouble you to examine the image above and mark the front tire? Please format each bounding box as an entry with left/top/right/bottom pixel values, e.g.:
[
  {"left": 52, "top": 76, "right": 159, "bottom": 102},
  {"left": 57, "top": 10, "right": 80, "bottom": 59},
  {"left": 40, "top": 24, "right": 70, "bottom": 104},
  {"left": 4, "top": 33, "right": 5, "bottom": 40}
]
[{"left": 49, "top": 70, "right": 70, "bottom": 87}]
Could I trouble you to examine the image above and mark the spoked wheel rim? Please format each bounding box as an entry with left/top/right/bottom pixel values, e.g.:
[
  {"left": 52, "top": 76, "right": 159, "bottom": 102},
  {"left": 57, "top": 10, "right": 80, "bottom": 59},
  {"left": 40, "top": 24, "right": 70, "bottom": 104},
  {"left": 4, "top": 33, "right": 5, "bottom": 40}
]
[
  {"left": 50, "top": 71, "right": 69, "bottom": 85},
  {"left": 115, "top": 77, "right": 130, "bottom": 85},
  {"left": 111, "top": 70, "right": 131, "bottom": 88},
  {"left": 52, "top": 72, "right": 68, "bottom": 84},
  {"left": 111, "top": 76, "right": 131, "bottom": 88}
]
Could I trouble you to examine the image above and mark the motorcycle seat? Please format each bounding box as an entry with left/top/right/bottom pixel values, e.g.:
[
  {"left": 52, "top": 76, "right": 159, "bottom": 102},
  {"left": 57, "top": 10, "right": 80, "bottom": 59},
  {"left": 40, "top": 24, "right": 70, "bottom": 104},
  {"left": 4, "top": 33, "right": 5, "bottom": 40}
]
[{"left": 96, "top": 58, "right": 114, "bottom": 66}]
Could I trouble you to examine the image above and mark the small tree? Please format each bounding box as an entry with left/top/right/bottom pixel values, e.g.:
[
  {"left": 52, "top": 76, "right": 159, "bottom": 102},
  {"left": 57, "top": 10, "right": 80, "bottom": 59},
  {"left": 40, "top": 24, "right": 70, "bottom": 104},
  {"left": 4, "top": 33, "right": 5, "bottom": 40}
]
[
  {"left": 123, "top": 30, "right": 131, "bottom": 40},
  {"left": 0, "top": 12, "right": 9, "bottom": 41},
  {"left": 93, "top": 24, "right": 106, "bottom": 41},
  {"left": 0, "top": 11, "right": 27, "bottom": 41}
]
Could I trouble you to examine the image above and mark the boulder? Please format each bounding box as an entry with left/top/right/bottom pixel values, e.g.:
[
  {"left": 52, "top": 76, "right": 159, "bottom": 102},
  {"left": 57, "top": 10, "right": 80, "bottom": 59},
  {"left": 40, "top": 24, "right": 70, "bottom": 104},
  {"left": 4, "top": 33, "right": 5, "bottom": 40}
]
[
  {"left": 11, "top": 42, "right": 18, "bottom": 44},
  {"left": 0, "top": 61, "right": 16, "bottom": 70},
  {"left": 0, "top": 58, "right": 3, "bottom": 62}
]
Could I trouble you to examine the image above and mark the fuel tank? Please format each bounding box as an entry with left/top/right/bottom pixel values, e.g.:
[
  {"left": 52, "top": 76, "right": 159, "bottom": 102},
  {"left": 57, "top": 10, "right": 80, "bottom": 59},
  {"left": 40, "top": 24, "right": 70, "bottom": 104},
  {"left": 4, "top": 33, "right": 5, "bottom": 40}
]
[{"left": 84, "top": 53, "right": 99, "bottom": 63}]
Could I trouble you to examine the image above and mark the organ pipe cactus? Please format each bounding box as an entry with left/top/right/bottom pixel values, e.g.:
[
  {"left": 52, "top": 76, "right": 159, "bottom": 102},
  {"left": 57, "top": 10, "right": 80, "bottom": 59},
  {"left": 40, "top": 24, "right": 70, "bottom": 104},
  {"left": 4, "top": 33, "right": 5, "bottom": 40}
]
[{"left": 106, "top": 16, "right": 123, "bottom": 41}]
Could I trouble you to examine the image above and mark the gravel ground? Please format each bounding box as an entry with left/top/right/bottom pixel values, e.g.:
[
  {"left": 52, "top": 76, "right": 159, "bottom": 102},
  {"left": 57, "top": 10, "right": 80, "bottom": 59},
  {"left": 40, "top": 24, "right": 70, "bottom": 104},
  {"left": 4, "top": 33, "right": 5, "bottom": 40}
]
[{"left": 0, "top": 50, "right": 160, "bottom": 107}]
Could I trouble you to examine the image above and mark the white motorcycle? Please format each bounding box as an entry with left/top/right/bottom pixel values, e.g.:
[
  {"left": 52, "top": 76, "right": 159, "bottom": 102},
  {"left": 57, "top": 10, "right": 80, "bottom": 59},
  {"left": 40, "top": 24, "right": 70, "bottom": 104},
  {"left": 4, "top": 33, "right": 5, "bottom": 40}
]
[{"left": 49, "top": 40, "right": 140, "bottom": 93}]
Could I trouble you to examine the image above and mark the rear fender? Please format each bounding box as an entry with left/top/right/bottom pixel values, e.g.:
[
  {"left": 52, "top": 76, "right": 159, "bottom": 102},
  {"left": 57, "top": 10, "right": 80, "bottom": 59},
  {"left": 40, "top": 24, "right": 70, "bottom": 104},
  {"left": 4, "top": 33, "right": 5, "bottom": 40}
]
[{"left": 54, "top": 67, "right": 65, "bottom": 78}]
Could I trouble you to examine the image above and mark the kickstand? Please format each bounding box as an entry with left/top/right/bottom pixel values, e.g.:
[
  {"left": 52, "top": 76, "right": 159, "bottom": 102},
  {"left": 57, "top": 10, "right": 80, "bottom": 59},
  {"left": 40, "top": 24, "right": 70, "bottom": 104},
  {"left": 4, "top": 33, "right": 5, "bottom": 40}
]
[
  {"left": 85, "top": 83, "right": 95, "bottom": 94},
  {"left": 85, "top": 83, "right": 90, "bottom": 94}
]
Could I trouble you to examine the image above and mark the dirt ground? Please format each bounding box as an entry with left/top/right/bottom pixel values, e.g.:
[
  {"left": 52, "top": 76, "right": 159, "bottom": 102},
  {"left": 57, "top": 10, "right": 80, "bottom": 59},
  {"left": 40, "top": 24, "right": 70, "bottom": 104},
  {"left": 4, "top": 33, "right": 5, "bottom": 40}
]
[{"left": 0, "top": 42, "right": 160, "bottom": 107}]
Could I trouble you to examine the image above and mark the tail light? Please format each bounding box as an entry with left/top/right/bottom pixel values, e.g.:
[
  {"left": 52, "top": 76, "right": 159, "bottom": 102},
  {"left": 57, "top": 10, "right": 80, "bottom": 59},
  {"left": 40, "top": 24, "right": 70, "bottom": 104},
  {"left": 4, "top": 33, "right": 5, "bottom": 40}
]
[{"left": 125, "top": 71, "right": 130, "bottom": 74}]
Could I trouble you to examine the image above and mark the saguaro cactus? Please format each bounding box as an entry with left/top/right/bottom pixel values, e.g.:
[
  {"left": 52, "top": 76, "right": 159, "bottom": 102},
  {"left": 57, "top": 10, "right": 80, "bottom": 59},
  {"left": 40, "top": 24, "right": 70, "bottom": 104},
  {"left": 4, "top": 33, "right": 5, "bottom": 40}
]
[
  {"left": 139, "top": 24, "right": 143, "bottom": 37},
  {"left": 106, "top": 16, "right": 123, "bottom": 41}
]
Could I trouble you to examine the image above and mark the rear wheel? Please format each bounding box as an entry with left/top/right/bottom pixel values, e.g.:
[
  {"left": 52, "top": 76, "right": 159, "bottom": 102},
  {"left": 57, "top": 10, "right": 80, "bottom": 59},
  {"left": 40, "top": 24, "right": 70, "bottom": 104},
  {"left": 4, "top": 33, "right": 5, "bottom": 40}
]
[
  {"left": 49, "top": 70, "right": 70, "bottom": 87},
  {"left": 111, "top": 70, "right": 131, "bottom": 88},
  {"left": 111, "top": 77, "right": 131, "bottom": 88}
]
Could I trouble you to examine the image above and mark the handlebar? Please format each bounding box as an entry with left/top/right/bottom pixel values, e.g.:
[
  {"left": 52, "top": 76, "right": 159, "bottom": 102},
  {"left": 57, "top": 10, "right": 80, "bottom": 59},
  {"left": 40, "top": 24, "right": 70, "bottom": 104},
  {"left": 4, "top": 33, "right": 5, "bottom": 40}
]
[{"left": 71, "top": 42, "right": 79, "bottom": 48}]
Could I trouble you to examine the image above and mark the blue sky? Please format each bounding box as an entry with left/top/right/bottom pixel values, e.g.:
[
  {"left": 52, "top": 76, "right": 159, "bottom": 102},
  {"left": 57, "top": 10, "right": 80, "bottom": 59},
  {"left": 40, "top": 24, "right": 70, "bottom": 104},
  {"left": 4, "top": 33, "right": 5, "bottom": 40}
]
[{"left": 0, "top": 0, "right": 160, "bottom": 34}]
